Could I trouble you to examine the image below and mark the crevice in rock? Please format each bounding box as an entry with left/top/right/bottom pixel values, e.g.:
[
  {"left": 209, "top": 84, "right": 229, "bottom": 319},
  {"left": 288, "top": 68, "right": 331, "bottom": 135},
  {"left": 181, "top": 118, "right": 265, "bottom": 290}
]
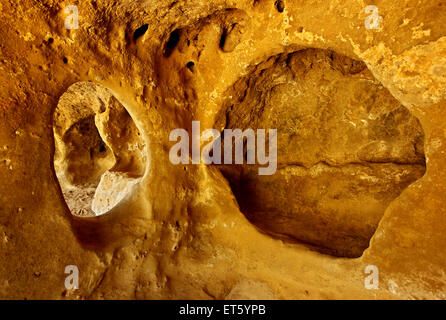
[
  {"left": 214, "top": 49, "right": 426, "bottom": 258},
  {"left": 275, "top": 0, "right": 285, "bottom": 13}
]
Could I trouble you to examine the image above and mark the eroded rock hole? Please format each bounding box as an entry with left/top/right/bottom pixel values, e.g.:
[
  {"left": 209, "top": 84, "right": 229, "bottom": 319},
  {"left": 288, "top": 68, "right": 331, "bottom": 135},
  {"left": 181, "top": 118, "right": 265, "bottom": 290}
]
[
  {"left": 215, "top": 49, "right": 426, "bottom": 258},
  {"left": 133, "top": 24, "right": 149, "bottom": 42},
  {"left": 219, "top": 28, "right": 228, "bottom": 50},
  {"left": 53, "top": 82, "right": 147, "bottom": 217},
  {"left": 186, "top": 61, "right": 195, "bottom": 71}
]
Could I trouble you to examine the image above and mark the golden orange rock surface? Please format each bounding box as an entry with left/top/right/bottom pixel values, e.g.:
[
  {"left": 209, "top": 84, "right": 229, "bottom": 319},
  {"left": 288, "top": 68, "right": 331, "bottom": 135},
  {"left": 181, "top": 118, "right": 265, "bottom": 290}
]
[{"left": 0, "top": 0, "right": 445, "bottom": 299}]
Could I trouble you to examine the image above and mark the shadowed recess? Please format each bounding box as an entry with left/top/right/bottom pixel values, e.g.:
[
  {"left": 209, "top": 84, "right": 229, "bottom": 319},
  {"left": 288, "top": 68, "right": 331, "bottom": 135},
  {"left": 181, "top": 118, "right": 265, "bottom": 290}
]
[
  {"left": 215, "top": 49, "right": 426, "bottom": 258},
  {"left": 53, "top": 82, "right": 147, "bottom": 217}
]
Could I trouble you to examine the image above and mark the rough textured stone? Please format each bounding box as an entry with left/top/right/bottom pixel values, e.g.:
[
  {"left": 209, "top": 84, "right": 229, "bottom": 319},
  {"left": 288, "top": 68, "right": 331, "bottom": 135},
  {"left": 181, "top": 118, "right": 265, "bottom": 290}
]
[{"left": 0, "top": 0, "right": 445, "bottom": 300}]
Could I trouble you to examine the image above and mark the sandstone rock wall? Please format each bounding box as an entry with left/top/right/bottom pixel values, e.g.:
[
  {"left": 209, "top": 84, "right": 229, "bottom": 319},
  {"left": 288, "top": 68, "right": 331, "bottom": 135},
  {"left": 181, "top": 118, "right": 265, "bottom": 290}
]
[{"left": 0, "top": 0, "right": 445, "bottom": 299}]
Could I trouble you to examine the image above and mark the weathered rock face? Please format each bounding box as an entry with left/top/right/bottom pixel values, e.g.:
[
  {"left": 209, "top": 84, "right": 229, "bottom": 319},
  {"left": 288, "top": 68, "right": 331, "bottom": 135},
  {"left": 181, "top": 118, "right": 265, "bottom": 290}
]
[{"left": 0, "top": 0, "right": 445, "bottom": 300}]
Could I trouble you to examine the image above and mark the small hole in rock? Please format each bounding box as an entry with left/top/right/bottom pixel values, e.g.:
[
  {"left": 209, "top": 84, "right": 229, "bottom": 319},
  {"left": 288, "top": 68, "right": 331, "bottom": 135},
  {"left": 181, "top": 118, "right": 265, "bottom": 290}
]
[
  {"left": 215, "top": 49, "right": 426, "bottom": 258},
  {"left": 53, "top": 82, "right": 148, "bottom": 217},
  {"left": 63, "top": 57, "right": 68, "bottom": 64},
  {"left": 164, "top": 29, "right": 181, "bottom": 57},
  {"left": 133, "top": 24, "right": 148, "bottom": 42}
]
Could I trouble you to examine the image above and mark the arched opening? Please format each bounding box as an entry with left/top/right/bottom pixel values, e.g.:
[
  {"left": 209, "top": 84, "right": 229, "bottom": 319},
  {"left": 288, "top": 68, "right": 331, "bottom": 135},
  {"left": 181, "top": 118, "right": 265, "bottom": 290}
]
[{"left": 53, "top": 82, "right": 147, "bottom": 217}]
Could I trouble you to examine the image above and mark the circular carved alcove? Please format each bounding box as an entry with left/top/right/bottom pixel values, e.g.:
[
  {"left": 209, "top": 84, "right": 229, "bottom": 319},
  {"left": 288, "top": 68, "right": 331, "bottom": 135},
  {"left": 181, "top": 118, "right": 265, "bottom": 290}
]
[
  {"left": 215, "top": 49, "right": 426, "bottom": 258},
  {"left": 53, "top": 82, "right": 147, "bottom": 217}
]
